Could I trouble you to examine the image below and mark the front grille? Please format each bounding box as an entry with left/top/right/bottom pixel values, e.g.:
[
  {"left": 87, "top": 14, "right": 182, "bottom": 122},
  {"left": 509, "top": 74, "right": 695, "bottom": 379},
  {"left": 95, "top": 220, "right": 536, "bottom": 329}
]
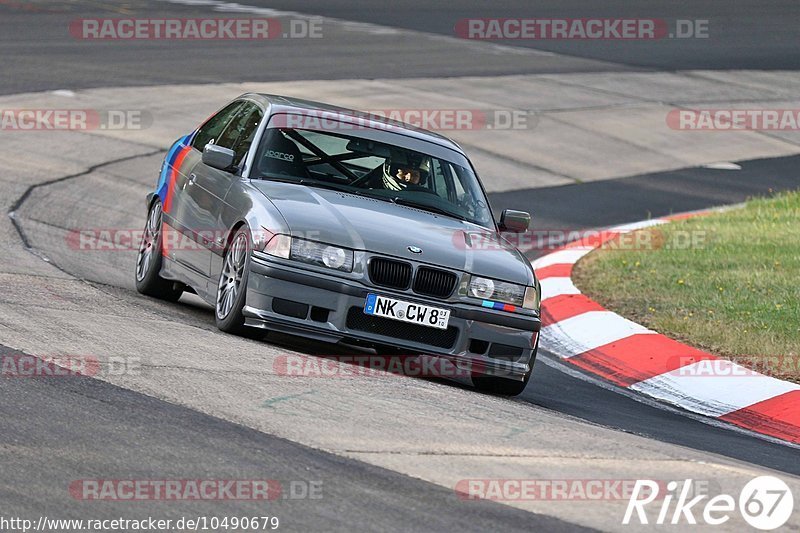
[
  {"left": 369, "top": 258, "right": 412, "bottom": 290},
  {"left": 346, "top": 307, "right": 458, "bottom": 349},
  {"left": 413, "top": 267, "right": 457, "bottom": 298}
]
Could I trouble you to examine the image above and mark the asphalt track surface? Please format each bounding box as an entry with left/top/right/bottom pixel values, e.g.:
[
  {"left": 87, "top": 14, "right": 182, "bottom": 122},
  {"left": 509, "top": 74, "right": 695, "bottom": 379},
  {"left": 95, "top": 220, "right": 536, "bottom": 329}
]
[
  {"left": 0, "top": 346, "right": 583, "bottom": 533},
  {"left": 5, "top": 0, "right": 800, "bottom": 95},
  {"left": 492, "top": 154, "right": 800, "bottom": 231},
  {"left": 222, "top": 0, "right": 800, "bottom": 71},
  {"left": 2, "top": 1, "right": 800, "bottom": 531},
  {"left": 0, "top": 0, "right": 628, "bottom": 95}
]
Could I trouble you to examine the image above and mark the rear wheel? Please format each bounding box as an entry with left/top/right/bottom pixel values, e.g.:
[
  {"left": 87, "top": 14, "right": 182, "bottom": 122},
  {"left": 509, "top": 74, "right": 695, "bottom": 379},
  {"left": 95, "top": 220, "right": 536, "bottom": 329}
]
[
  {"left": 473, "top": 337, "right": 538, "bottom": 396},
  {"left": 135, "top": 200, "right": 183, "bottom": 302},
  {"left": 215, "top": 227, "right": 251, "bottom": 334}
]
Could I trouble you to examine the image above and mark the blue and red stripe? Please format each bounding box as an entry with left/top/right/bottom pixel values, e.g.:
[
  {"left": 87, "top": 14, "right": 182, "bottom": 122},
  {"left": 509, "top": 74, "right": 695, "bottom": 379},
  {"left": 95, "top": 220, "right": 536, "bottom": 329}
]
[
  {"left": 481, "top": 300, "right": 516, "bottom": 313},
  {"left": 155, "top": 134, "right": 192, "bottom": 209}
]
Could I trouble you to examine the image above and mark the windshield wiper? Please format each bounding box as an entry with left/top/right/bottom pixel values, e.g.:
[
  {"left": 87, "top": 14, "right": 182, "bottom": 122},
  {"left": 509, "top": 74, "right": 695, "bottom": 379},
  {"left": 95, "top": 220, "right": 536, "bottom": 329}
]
[{"left": 391, "top": 197, "right": 466, "bottom": 221}]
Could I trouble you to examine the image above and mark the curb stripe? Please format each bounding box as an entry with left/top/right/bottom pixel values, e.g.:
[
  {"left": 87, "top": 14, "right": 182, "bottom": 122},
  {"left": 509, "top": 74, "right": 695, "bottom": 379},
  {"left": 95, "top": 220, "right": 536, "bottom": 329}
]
[
  {"left": 531, "top": 247, "right": 592, "bottom": 270},
  {"left": 540, "top": 277, "right": 580, "bottom": 301},
  {"left": 719, "top": 391, "right": 800, "bottom": 444},
  {"left": 563, "top": 229, "right": 622, "bottom": 249},
  {"left": 568, "top": 334, "right": 717, "bottom": 387},
  {"left": 532, "top": 210, "right": 800, "bottom": 444},
  {"left": 630, "top": 362, "right": 800, "bottom": 418},
  {"left": 610, "top": 219, "right": 667, "bottom": 232},
  {"left": 541, "top": 293, "right": 605, "bottom": 325},
  {"left": 541, "top": 311, "right": 654, "bottom": 358},
  {"left": 534, "top": 263, "right": 573, "bottom": 280},
  {"left": 662, "top": 210, "right": 713, "bottom": 222}
]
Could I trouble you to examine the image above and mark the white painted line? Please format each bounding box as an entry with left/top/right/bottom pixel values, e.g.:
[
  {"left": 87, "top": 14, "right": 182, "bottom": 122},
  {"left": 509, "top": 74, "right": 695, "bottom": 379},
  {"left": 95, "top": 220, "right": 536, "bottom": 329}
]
[
  {"left": 702, "top": 162, "right": 741, "bottom": 170},
  {"left": 631, "top": 360, "right": 800, "bottom": 417},
  {"left": 163, "top": 0, "right": 305, "bottom": 17},
  {"left": 540, "top": 277, "right": 580, "bottom": 301},
  {"left": 541, "top": 310, "right": 654, "bottom": 358},
  {"left": 609, "top": 219, "right": 667, "bottom": 232},
  {"left": 531, "top": 247, "right": 592, "bottom": 270}
]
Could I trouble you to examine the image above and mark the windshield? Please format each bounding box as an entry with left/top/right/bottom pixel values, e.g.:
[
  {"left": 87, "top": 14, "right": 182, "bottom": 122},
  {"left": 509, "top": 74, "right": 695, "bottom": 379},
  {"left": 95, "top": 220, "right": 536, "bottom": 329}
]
[{"left": 252, "top": 126, "right": 494, "bottom": 227}]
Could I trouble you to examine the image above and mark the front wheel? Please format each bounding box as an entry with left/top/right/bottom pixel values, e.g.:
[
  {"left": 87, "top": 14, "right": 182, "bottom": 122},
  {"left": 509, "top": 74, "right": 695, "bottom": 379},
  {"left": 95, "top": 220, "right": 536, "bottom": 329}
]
[
  {"left": 215, "top": 227, "right": 251, "bottom": 334},
  {"left": 135, "top": 200, "right": 183, "bottom": 302}
]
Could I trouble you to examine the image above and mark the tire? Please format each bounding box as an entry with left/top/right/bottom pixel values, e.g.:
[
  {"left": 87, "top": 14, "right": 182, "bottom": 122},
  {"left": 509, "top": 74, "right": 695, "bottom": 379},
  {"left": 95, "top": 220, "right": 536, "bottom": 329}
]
[
  {"left": 135, "top": 200, "right": 183, "bottom": 302},
  {"left": 215, "top": 226, "right": 251, "bottom": 334},
  {"left": 473, "top": 336, "right": 538, "bottom": 396}
]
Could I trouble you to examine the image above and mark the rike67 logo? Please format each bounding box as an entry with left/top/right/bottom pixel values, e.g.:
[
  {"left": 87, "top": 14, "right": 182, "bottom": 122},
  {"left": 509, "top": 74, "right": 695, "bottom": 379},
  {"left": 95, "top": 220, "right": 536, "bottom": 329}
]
[{"left": 624, "top": 476, "right": 794, "bottom": 530}]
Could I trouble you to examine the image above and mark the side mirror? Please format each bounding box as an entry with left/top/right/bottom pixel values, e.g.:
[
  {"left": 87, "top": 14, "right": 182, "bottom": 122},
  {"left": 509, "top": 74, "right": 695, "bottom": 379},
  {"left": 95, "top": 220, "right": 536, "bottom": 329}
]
[
  {"left": 202, "top": 143, "right": 235, "bottom": 171},
  {"left": 499, "top": 209, "right": 530, "bottom": 233}
]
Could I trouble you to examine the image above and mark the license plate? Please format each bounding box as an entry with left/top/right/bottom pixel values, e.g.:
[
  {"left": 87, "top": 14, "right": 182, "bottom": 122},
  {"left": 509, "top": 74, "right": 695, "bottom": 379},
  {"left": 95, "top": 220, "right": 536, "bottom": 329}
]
[{"left": 364, "top": 294, "right": 450, "bottom": 330}]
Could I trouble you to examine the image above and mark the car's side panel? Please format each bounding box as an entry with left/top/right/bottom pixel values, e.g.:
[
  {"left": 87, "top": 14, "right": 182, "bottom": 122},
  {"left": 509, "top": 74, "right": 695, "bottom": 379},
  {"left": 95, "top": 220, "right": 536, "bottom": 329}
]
[
  {"left": 155, "top": 135, "right": 209, "bottom": 280},
  {"left": 149, "top": 134, "right": 209, "bottom": 299},
  {"left": 202, "top": 179, "right": 290, "bottom": 300},
  {"left": 153, "top": 134, "right": 220, "bottom": 302},
  {"left": 176, "top": 156, "right": 235, "bottom": 277},
  {"left": 156, "top": 100, "right": 263, "bottom": 301},
  {"left": 165, "top": 148, "right": 211, "bottom": 277}
]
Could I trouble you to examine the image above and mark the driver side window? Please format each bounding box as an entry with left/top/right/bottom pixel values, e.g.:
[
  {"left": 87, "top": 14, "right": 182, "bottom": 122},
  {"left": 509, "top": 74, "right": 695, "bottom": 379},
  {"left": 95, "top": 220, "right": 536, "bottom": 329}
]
[
  {"left": 191, "top": 101, "right": 243, "bottom": 151},
  {"left": 216, "top": 103, "right": 264, "bottom": 168}
]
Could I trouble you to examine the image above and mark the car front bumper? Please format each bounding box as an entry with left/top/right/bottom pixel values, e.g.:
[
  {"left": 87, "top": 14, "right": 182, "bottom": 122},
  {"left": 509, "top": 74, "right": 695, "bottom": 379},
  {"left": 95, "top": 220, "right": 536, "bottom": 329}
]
[{"left": 244, "top": 254, "right": 541, "bottom": 381}]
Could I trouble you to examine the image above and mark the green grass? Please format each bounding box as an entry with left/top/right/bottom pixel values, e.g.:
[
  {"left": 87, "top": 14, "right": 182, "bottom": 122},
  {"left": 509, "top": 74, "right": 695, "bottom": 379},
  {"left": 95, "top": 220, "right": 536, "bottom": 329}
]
[{"left": 572, "top": 190, "right": 800, "bottom": 381}]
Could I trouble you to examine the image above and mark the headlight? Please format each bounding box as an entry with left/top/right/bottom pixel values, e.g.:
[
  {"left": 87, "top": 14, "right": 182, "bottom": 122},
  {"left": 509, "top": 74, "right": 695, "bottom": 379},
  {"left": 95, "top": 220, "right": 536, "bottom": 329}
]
[
  {"left": 523, "top": 285, "right": 540, "bottom": 310},
  {"left": 292, "top": 238, "right": 354, "bottom": 271},
  {"left": 263, "top": 234, "right": 291, "bottom": 258},
  {"left": 469, "top": 277, "right": 496, "bottom": 299},
  {"left": 264, "top": 235, "right": 353, "bottom": 272},
  {"left": 468, "top": 276, "right": 536, "bottom": 309}
]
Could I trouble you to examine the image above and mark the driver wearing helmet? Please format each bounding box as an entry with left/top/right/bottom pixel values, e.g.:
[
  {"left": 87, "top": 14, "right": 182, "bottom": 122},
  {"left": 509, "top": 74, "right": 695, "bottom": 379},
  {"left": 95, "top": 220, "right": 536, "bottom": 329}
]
[{"left": 379, "top": 155, "right": 430, "bottom": 192}]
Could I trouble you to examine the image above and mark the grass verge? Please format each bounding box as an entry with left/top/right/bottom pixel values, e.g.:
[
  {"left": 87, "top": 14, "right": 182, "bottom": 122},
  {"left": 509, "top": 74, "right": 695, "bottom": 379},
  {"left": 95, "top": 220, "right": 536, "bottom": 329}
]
[{"left": 572, "top": 190, "right": 800, "bottom": 382}]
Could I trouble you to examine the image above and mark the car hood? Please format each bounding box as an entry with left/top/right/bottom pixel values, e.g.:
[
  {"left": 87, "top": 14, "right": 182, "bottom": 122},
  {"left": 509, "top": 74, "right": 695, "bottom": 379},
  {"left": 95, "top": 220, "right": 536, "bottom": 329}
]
[{"left": 251, "top": 181, "right": 535, "bottom": 285}]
